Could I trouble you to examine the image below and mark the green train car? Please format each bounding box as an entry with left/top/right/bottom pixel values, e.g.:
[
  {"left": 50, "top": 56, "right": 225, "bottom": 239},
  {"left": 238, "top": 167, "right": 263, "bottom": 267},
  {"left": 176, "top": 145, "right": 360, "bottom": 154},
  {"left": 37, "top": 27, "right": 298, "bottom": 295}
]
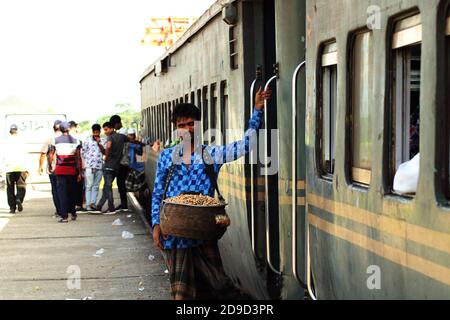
[
  {"left": 139, "top": 0, "right": 450, "bottom": 299},
  {"left": 306, "top": 0, "right": 450, "bottom": 299}
]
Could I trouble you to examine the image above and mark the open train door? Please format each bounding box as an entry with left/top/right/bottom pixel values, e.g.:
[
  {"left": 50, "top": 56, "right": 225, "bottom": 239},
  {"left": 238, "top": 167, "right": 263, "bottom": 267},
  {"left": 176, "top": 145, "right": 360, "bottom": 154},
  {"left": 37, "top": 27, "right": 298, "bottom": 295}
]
[
  {"left": 245, "top": 0, "right": 307, "bottom": 300},
  {"left": 242, "top": 0, "right": 283, "bottom": 299}
]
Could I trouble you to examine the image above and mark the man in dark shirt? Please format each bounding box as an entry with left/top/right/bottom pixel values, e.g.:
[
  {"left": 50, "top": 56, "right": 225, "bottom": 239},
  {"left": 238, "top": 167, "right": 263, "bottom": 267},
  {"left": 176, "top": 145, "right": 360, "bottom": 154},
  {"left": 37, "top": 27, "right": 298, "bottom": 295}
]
[
  {"left": 109, "top": 115, "right": 129, "bottom": 212},
  {"left": 95, "top": 121, "right": 125, "bottom": 214}
]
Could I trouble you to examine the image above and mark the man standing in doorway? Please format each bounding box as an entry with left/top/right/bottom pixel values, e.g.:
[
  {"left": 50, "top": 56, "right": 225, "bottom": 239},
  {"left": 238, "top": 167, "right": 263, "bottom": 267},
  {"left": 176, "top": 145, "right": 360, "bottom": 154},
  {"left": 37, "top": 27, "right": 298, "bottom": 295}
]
[{"left": 3, "top": 124, "right": 29, "bottom": 214}]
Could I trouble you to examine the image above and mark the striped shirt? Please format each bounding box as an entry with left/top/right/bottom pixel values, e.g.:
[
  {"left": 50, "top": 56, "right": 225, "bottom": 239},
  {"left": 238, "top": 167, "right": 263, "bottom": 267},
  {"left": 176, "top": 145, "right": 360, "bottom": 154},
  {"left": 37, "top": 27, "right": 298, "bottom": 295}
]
[
  {"left": 41, "top": 131, "right": 63, "bottom": 174},
  {"left": 54, "top": 134, "right": 81, "bottom": 176}
]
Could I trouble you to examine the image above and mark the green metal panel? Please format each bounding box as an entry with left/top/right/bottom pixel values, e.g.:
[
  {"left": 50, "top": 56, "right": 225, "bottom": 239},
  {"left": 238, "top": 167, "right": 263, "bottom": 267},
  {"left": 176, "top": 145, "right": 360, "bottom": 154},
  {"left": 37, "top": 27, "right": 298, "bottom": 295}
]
[{"left": 274, "top": 0, "right": 307, "bottom": 299}]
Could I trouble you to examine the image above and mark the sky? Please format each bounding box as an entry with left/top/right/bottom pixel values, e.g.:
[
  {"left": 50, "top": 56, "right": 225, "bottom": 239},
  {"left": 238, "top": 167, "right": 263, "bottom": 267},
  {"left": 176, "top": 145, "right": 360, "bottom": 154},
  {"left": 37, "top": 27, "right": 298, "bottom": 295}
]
[{"left": 0, "top": 0, "right": 217, "bottom": 123}]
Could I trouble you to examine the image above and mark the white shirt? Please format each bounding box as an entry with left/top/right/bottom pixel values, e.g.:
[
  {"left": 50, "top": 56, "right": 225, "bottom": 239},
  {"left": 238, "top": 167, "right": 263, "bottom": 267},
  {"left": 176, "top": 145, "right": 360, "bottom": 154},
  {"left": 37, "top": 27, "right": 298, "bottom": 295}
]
[{"left": 3, "top": 134, "right": 28, "bottom": 173}]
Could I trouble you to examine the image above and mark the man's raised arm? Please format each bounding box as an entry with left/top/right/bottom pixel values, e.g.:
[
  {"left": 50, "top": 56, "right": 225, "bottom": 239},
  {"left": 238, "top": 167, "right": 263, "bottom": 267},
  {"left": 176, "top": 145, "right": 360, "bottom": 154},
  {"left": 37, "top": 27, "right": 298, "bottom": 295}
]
[{"left": 206, "top": 87, "right": 271, "bottom": 165}]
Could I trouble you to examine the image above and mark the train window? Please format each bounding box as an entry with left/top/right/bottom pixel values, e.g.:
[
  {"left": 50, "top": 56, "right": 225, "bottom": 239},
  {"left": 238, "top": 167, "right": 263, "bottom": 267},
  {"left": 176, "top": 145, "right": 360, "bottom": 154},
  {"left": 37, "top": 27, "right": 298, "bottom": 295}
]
[
  {"left": 210, "top": 83, "right": 218, "bottom": 143},
  {"left": 149, "top": 107, "right": 153, "bottom": 141},
  {"left": 142, "top": 109, "right": 145, "bottom": 136},
  {"left": 229, "top": 26, "right": 238, "bottom": 70},
  {"left": 151, "top": 107, "right": 155, "bottom": 141},
  {"left": 149, "top": 108, "right": 152, "bottom": 138},
  {"left": 157, "top": 105, "right": 160, "bottom": 141},
  {"left": 160, "top": 104, "right": 164, "bottom": 142},
  {"left": 351, "top": 31, "right": 373, "bottom": 185},
  {"left": 167, "top": 102, "right": 171, "bottom": 143},
  {"left": 196, "top": 89, "right": 203, "bottom": 142},
  {"left": 156, "top": 104, "right": 161, "bottom": 142},
  {"left": 191, "top": 91, "right": 195, "bottom": 104},
  {"left": 155, "top": 105, "right": 159, "bottom": 142},
  {"left": 197, "top": 89, "right": 202, "bottom": 110},
  {"left": 156, "top": 105, "right": 159, "bottom": 141},
  {"left": 202, "top": 86, "right": 209, "bottom": 143},
  {"left": 154, "top": 106, "right": 157, "bottom": 142},
  {"left": 146, "top": 109, "right": 149, "bottom": 137},
  {"left": 142, "top": 109, "right": 145, "bottom": 137},
  {"left": 164, "top": 103, "right": 168, "bottom": 142},
  {"left": 153, "top": 105, "right": 157, "bottom": 142},
  {"left": 163, "top": 103, "right": 165, "bottom": 142},
  {"left": 318, "top": 41, "right": 337, "bottom": 178},
  {"left": 185, "top": 94, "right": 188, "bottom": 103},
  {"left": 145, "top": 108, "right": 148, "bottom": 138},
  {"left": 390, "top": 14, "right": 422, "bottom": 183},
  {"left": 160, "top": 104, "right": 164, "bottom": 143},
  {"left": 170, "top": 102, "right": 174, "bottom": 140},
  {"left": 169, "top": 102, "right": 172, "bottom": 142},
  {"left": 220, "top": 81, "right": 228, "bottom": 144},
  {"left": 165, "top": 102, "right": 170, "bottom": 144}
]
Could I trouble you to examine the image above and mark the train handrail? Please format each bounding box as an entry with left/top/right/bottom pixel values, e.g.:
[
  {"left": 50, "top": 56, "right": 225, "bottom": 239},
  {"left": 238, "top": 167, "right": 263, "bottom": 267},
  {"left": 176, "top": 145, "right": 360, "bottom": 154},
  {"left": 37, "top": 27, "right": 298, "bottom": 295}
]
[
  {"left": 249, "top": 65, "right": 261, "bottom": 258},
  {"left": 291, "top": 61, "right": 307, "bottom": 289},
  {"left": 306, "top": 216, "right": 317, "bottom": 300},
  {"left": 249, "top": 78, "right": 257, "bottom": 257},
  {"left": 264, "top": 75, "right": 282, "bottom": 275}
]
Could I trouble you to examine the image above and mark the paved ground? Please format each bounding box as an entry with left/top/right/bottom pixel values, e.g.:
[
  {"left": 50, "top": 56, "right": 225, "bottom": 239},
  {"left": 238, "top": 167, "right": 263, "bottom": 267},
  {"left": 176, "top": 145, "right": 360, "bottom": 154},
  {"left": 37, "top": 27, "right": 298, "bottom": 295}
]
[{"left": 0, "top": 183, "right": 171, "bottom": 300}]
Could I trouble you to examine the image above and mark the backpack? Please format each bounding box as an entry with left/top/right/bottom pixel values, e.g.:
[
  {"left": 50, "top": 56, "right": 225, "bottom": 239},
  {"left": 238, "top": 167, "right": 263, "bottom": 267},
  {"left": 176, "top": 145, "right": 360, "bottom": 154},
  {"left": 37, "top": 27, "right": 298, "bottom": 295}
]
[
  {"left": 125, "top": 168, "right": 147, "bottom": 192},
  {"left": 120, "top": 141, "right": 130, "bottom": 166}
]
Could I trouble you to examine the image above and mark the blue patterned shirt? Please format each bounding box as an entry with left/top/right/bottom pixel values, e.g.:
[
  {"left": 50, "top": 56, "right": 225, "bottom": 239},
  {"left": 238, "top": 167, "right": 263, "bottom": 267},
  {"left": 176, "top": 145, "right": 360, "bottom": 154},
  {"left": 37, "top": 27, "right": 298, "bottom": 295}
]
[{"left": 151, "top": 109, "right": 263, "bottom": 249}]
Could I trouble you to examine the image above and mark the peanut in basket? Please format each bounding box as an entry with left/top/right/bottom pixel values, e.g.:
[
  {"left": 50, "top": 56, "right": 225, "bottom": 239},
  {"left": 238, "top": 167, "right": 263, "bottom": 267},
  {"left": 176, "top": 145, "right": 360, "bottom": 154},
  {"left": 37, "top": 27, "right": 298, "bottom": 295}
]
[{"left": 165, "top": 194, "right": 223, "bottom": 206}]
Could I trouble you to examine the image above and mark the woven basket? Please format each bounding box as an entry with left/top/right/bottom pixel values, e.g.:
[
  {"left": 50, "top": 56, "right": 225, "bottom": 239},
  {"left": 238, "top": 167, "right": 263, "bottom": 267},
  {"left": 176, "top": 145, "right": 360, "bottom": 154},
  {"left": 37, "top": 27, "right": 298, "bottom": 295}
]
[{"left": 160, "top": 196, "right": 229, "bottom": 240}]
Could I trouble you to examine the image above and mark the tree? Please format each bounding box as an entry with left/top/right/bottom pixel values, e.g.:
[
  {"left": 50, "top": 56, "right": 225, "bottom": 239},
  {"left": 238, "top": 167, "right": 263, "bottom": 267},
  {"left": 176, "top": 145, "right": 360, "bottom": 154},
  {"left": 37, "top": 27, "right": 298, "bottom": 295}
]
[
  {"left": 78, "top": 120, "right": 92, "bottom": 133},
  {"left": 109, "top": 103, "right": 141, "bottom": 131},
  {"left": 78, "top": 103, "right": 141, "bottom": 134}
]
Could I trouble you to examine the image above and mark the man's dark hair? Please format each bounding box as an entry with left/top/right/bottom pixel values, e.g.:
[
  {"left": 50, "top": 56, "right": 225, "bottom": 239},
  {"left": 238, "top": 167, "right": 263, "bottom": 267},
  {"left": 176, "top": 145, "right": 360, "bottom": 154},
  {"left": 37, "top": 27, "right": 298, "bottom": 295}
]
[
  {"left": 68, "top": 121, "right": 78, "bottom": 128},
  {"left": 102, "top": 121, "right": 114, "bottom": 129},
  {"left": 172, "top": 103, "right": 201, "bottom": 124},
  {"left": 92, "top": 124, "right": 101, "bottom": 131},
  {"left": 110, "top": 115, "right": 121, "bottom": 125}
]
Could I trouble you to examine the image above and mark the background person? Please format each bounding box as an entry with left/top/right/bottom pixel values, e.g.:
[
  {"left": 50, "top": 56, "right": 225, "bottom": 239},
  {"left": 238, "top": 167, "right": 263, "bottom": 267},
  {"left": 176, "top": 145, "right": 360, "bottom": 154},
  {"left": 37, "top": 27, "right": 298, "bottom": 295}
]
[
  {"left": 109, "top": 115, "right": 129, "bottom": 212},
  {"left": 3, "top": 124, "right": 29, "bottom": 214},
  {"left": 127, "top": 128, "right": 144, "bottom": 172},
  {"left": 38, "top": 120, "right": 63, "bottom": 217},
  {"left": 69, "top": 121, "right": 85, "bottom": 212},
  {"left": 95, "top": 121, "right": 122, "bottom": 214},
  {"left": 48, "top": 121, "right": 83, "bottom": 223},
  {"left": 82, "top": 124, "right": 106, "bottom": 211}
]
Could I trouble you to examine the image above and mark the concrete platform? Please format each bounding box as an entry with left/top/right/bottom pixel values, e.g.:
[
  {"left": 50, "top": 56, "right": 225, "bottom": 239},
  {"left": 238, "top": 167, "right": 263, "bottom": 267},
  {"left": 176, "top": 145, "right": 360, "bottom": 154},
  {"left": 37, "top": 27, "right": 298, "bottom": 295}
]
[{"left": 0, "top": 184, "right": 171, "bottom": 300}]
